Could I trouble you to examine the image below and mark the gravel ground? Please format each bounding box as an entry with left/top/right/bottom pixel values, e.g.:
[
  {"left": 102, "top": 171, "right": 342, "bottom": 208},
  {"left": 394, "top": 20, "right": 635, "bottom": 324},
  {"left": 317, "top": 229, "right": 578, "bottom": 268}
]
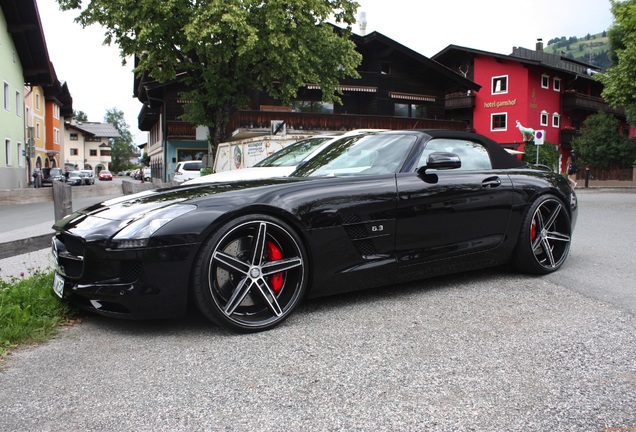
[{"left": 1, "top": 268, "right": 634, "bottom": 432}]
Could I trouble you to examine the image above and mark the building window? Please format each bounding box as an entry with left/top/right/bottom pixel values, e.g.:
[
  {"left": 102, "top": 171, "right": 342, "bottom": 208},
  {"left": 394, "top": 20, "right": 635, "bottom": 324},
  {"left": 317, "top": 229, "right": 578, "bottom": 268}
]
[
  {"left": 553, "top": 77, "right": 561, "bottom": 92},
  {"left": 291, "top": 100, "right": 334, "bottom": 114},
  {"left": 540, "top": 110, "right": 548, "bottom": 126},
  {"left": 394, "top": 103, "right": 427, "bottom": 118},
  {"left": 3, "top": 82, "right": 9, "bottom": 111},
  {"left": 35, "top": 92, "right": 40, "bottom": 110},
  {"left": 381, "top": 61, "right": 391, "bottom": 75},
  {"left": 5, "top": 139, "right": 11, "bottom": 166},
  {"left": 15, "top": 91, "right": 21, "bottom": 116},
  {"left": 17, "top": 143, "right": 23, "bottom": 167},
  {"left": 90, "top": 149, "right": 97, "bottom": 156},
  {"left": 552, "top": 113, "right": 561, "bottom": 128},
  {"left": 541, "top": 74, "right": 550, "bottom": 89},
  {"left": 70, "top": 148, "right": 79, "bottom": 156},
  {"left": 492, "top": 75, "right": 508, "bottom": 95},
  {"left": 70, "top": 133, "right": 78, "bottom": 141},
  {"left": 491, "top": 113, "right": 507, "bottom": 131},
  {"left": 54, "top": 128, "right": 60, "bottom": 144},
  {"left": 54, "top": 104, "right": 60, "bottom": 119},
  {"left": 100, "top": 149, "right": 111, "bottom": 157},
  {"left": 36, "top": 122, "right": 41, "bottom": 139}
]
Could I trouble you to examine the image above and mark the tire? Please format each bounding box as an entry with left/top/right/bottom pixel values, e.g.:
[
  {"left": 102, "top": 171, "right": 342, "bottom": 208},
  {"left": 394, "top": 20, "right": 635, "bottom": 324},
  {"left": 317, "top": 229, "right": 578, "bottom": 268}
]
[
  {"left": 512, "top": 194, "right": 572, "bottom": 275},
  {"left": 193, "top": 214, "right": 308, "bottom": 332}
]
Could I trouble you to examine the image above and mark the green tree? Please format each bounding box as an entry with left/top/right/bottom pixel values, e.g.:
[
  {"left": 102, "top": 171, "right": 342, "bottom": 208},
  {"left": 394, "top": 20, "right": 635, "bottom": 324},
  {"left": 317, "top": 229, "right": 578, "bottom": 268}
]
[
  {"left": 571, "top": 111, "right": 636, "bottom": 169},
  {"left": 57, "top": 0, "right": 362, "bottom": 160},
  {"left": 73, "top": 110, "right": 88, "bottom": 122},
  {"left": 599, "top": 0, "right": 636, "bottom": 123},
  {"left": 522, "top": 142, "right": 561, "bottom": 171},
  {"left": 104, "top": 107, "right": 134, "bottom": 173}
]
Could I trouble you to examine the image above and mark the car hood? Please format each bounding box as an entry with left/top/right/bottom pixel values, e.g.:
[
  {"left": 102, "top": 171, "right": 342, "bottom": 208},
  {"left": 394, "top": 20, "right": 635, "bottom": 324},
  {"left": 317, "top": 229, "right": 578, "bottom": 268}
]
[
  {"left": 53, "top": 178, "right": 304, "bottom": 239},
  {"left": 182, "top": 166, "right": 296, "bottom": 185}
]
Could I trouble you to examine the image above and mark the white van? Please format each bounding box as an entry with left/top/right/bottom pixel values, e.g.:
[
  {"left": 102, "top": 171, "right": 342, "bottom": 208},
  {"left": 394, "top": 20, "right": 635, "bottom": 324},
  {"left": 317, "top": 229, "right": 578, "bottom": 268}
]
[{"left": 173, "top": 160, "right": 202, "bottom": 182}]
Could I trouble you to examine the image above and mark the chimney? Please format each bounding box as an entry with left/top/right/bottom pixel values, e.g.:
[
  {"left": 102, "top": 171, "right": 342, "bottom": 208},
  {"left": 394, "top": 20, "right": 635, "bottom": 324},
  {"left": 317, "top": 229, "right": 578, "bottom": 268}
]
[
  {"left": 359, "top": 11, "right": 367, "bottom": 36},
  {"left": 536, "top": 38, "right": 544, "bottom": 52}
]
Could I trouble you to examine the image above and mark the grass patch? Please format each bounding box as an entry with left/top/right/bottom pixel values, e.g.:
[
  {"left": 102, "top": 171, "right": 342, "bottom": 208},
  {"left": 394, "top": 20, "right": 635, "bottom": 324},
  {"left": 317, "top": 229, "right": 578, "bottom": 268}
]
[{"left": 0, "top": 269, "right": 78, "bottom": 360}]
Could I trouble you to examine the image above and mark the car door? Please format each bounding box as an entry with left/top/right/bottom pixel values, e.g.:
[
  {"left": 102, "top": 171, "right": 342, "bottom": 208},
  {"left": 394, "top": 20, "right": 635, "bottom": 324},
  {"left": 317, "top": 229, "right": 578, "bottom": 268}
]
[{"left": 394, "top": 137, "right": 514, "bottom": 266}]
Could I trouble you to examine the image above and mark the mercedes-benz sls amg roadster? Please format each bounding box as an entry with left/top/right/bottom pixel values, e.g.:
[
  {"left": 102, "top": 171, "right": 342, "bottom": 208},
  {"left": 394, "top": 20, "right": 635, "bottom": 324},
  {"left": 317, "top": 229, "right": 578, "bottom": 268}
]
[{"left": 52, "top": 130, "right": 578, "bottom": 332}]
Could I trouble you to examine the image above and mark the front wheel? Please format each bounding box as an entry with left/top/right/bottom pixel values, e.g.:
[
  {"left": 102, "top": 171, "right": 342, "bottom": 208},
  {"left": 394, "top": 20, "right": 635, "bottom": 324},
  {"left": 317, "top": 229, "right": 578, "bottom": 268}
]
[
  {"left": 193, "top": 215, "right": 308, "bottom": 332},
  {"left": 512, "top": 195, "right": 572, "bottom": 275}
]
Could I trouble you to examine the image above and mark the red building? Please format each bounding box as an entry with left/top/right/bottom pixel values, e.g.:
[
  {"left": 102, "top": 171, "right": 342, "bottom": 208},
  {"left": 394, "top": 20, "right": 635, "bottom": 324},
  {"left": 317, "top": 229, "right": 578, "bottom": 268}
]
[{"left": 434, "top": 41, "right": 627, "bottom": 172}]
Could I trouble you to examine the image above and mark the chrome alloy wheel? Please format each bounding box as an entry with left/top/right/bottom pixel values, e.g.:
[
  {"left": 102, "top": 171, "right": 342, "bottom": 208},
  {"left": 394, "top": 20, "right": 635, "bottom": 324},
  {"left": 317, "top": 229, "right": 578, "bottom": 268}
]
[
  {"left": 529, "top": 198, "right": 571, "bottom": 270},
  {"left": 205, "top": 218, "right": 306, "bottom": 330}
]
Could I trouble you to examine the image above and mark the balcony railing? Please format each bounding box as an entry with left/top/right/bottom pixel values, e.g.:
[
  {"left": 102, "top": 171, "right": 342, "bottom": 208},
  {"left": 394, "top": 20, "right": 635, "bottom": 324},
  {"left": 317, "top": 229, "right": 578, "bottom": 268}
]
[
  {"left": 227, "top": 111, "right": 469, "bottom": 135},
  {"left": 444, "top": 92, "right": 476, "bottom": 110},
  {"left": 164, "top": 112, "right": 470, "bottom": 140},
  {"left": 561, "top": 91, "right": 625, "bottom": 116}
]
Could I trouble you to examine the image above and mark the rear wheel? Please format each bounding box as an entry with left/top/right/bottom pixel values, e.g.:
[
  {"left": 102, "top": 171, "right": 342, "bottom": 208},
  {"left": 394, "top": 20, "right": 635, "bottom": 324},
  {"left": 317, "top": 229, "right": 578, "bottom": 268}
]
[
  {"left": 512, "top": 195, "right": 572, "bottom": 274},
  {"left": 193, "top": 215, "right": 308, "bottom": 332}
]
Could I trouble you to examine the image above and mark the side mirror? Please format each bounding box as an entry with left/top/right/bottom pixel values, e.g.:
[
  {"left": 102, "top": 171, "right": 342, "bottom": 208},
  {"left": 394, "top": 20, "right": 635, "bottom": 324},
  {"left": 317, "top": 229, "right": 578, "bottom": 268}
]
[{"left": 417, "top": 152, "right": 461, "bottom": 177}]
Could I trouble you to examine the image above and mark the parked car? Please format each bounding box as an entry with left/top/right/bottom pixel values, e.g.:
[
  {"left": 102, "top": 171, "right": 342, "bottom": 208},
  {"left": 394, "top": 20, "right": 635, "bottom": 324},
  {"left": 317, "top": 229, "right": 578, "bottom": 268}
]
[
  {"left": 133, "top": 168, "right": 151, "bottom": 181},
  {"left": 65, "top": 171, "right": 83, "bottom": 186},
  {"left": 80, "top": 170, "right": 95, "bottom": 185},
  {"left": 183, "top": 136, "right": 337, "bottom": 185},
  {"left": 51, "top": 130, "right": 578, "bottom": 333},
  {"left": 98, "top": 170, "right": 113, "bottom": 181},
  {"left": 173, "top": 160, "right": 202, "bottom": 183},
  {"left": 41, "top": 167, "right": 65, "bottom": 186}
]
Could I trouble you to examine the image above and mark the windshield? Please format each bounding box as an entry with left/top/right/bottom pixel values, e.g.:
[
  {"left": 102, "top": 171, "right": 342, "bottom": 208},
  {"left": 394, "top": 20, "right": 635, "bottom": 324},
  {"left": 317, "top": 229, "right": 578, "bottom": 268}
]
[
  {"left": 253, "top": 137, "right": 333, "bottom": 167},
  {"left": 292, "top": 134, "right": 418, "bottom": 177}
]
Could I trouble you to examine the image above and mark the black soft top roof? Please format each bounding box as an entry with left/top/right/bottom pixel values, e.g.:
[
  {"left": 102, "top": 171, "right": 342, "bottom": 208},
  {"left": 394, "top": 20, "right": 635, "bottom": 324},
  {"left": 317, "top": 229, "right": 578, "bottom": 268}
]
[{"left": 383, "top": 129, "right": 527, "bottom": 170}]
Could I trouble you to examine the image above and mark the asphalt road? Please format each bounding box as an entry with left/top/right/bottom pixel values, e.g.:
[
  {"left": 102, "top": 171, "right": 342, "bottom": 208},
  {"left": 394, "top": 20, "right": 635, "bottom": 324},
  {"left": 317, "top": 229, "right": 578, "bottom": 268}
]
[{"left": 0, "top": 188, "right": 634, "bottom": 431}]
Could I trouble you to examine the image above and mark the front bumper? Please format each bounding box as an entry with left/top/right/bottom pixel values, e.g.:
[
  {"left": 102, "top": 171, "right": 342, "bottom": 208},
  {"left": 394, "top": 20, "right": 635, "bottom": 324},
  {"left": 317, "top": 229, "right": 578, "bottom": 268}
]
[{"left": 52, "top": 233, "right": 199, "bottom": 319}]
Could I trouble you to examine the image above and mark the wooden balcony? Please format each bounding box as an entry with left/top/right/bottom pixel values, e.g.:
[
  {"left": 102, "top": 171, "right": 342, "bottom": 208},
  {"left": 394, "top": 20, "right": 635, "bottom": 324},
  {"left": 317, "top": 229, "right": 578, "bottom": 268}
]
[
  {"left": 444, "top": 92, "right": 476, "bottom": 110},
  {"left": 227, "top": 111, "right": 469, "bottom": 135},
  {"left": 164, "top": 111, "right": 470, "bottom": 141},
  {"left": 561, "top": 91, "right": 625, "bottom": 116}
]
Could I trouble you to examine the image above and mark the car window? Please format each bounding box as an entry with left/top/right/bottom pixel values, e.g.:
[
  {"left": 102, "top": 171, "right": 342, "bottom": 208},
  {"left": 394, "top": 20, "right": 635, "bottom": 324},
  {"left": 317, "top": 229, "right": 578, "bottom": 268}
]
[
  {"left": 295, "top": 134, "right": 417, "bottom": 177},
  {"left": 254, "top": 137, "right": 332, "bottom": 167},
  {"left": 183, "top": 162, "right": 202, "bottom": 171},
  {"left": 418, "top": 138, "right": 492, "bottom": 171}
]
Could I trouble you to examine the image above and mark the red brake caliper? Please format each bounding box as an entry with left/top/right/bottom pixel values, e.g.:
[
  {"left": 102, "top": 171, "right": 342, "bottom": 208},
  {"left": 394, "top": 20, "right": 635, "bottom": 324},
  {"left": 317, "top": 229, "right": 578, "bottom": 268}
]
[
  {"left": 530, "top": 219, "right": 537, "bottom": 242},
  {"left": 267, "top": 241, "right": 284, "bottom": 294}
]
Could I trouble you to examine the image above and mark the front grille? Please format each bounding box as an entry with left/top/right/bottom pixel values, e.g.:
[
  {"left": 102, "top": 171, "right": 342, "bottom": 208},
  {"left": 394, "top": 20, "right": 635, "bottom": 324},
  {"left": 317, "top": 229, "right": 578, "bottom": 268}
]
[
  {"left": 120, "top": 261, "right": 142, "bottom": 283},
  {"left": 61, "top": 233, "right": 85, "bottom": 256},
  {"left": 60, "top": 259, "right": 83, "bottom": 278}
]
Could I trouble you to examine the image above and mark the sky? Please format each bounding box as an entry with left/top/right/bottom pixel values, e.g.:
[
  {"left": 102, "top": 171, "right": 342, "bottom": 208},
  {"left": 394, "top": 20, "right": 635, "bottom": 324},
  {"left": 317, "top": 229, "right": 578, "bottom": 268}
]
[{"left": 36, "top": 0, "right": 615, "bottom": 147}]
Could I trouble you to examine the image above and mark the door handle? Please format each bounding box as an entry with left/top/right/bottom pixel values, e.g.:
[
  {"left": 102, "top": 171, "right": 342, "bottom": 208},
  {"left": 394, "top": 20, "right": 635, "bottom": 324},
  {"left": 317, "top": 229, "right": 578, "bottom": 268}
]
[{"left": 481, "top": 176, "right": 501, "bottom": 188}]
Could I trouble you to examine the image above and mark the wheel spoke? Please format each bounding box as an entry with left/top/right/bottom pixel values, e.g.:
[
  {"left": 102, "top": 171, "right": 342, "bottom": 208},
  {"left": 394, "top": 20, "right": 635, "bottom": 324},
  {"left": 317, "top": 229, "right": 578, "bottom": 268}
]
[
  {"left": 250, "top": 222, "right": 268, "bottom": 266},
  {"left": 545, "top": 231, "right": 571, "bottom": 243},
  {"left": 254, "top": 278, "right": 283, "bottom": 317},
  {"left": 262, "top": 256, "right": 303, "bottom": 276},
  {"left": 539, "top": 237, "right": 556, "bottom": 267},
  {"left": 213, "top": 251, "right": 250, "bottom": 274},
  {"left": 223, "top": 277, "right": 254, "bottom": 316},
  {"left": 542, "top": 202, "right": 562, "bottom": 230}
]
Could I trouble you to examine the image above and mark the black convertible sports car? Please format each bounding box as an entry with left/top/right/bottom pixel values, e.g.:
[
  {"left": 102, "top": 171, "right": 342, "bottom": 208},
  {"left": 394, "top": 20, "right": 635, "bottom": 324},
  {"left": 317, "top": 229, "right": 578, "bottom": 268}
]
[{"left": 51, "top": 130, "right": 578, "bottom": 332}]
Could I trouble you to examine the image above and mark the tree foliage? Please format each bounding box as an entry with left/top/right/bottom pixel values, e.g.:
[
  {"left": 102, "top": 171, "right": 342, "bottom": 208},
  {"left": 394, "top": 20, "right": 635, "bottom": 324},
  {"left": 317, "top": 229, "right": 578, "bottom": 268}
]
[
  {"left": 571, "top": 111, "right": 636, "bottom": 169},
  {"left": 104, "top": 107, "right": 135, "bottom": 173},
  {"left": 73, "top": 110, "right": 88, "bottom": 122},
  {"left": 521, "top": 142, "right": 561, "bottom": 171},
  {"left": 56, "top": 0, "right": 362, "bottom": 154},
  {"left": 599, "top": 0, "right": 636, "bottom": 123}
]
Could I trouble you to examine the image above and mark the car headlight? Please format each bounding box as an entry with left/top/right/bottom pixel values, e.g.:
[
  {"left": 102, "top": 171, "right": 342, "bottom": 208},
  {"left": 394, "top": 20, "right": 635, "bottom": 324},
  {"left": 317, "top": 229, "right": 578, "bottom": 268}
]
[{"left": 112, "top": 204, "right": 197, "bottom": 248}]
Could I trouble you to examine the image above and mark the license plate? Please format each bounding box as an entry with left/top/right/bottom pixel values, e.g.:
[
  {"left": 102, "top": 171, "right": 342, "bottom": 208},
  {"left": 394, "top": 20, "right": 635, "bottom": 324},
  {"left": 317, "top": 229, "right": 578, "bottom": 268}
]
[{"left": 53, "top": 272, "right": 65, "bottom": 298}]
